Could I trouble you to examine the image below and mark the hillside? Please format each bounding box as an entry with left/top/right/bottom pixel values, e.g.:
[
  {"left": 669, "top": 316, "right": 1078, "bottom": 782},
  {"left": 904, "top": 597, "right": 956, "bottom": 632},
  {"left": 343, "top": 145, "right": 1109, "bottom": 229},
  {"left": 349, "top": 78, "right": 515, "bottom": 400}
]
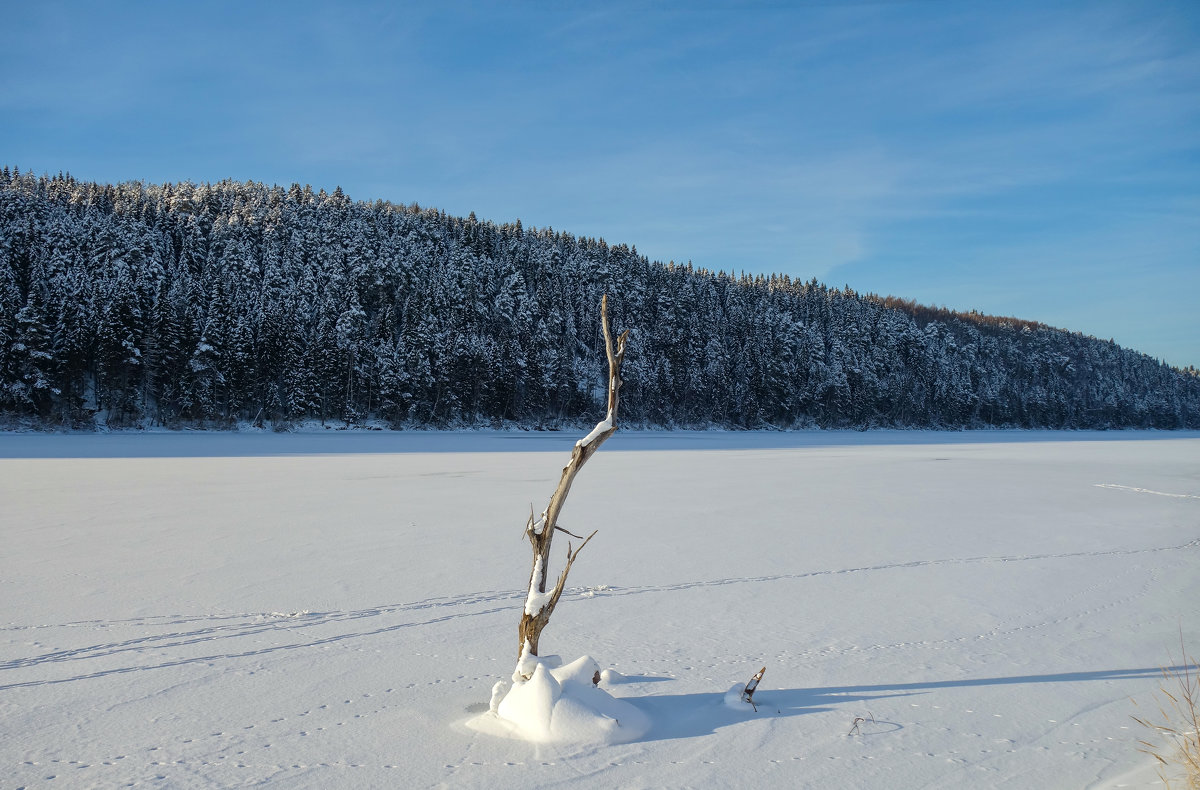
[{"left": 2, "top": 169, "right": 1197, "bottom": 430}]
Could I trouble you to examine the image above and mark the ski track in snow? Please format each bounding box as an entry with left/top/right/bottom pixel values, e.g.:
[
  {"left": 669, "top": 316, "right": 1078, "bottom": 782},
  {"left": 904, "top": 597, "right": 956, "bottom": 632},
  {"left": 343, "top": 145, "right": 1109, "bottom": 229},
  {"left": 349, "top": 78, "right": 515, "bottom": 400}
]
[
  {"left": 582, "top": 535, "right": 1200, "bottom": 601},
  {"left": 0, "top": 590, "right": 523, "bottom": 689},
  {"left": 1095, "top": 483, "right": 1200, "bottom": 500},
  {"left": 3, "top": 536, "right": 1194, "bottom": 691}
]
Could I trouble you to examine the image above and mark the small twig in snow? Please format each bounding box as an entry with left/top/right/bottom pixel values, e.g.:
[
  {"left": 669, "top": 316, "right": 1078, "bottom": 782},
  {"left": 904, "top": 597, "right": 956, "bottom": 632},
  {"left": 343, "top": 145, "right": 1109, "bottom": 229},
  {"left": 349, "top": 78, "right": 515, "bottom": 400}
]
[{"left": 848, "top": 712, "right": 877, "bottom": 736}]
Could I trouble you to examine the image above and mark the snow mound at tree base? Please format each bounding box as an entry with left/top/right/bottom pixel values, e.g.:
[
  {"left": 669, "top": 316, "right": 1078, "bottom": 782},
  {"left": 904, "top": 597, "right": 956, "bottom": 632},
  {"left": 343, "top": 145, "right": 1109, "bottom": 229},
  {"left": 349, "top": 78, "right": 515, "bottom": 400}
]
[
  {"left": 723, "top": 682, "right": 753, "bottom": 708},
  {"left": 467, "top": 656, "right": 650, "bottom": 745}
]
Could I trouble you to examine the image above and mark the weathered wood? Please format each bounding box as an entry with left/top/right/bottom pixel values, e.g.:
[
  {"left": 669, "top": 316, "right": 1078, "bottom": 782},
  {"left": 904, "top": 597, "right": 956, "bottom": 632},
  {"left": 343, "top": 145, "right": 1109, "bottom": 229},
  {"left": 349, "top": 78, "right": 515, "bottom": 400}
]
[
  {"left": 739, "top": 666, "right": 766, "bottom": 711},
  {"left": 516, "top": 295, "right": 628, "bottom": 665}
]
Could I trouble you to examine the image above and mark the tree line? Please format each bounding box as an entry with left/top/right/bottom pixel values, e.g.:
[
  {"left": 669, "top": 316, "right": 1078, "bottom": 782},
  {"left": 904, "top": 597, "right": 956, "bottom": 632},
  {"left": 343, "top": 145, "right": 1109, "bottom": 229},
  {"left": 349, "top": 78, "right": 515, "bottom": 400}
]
[{"left": 2, "top": 168, "right": 1197, "bottom": 430}]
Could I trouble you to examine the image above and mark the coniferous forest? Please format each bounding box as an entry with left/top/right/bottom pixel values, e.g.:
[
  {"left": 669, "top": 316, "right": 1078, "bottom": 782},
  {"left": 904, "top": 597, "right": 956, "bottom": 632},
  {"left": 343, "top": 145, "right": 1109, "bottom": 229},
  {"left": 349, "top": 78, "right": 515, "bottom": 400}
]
[{"left": 2, "top": 169, "right": 1197, "bottom": 431}]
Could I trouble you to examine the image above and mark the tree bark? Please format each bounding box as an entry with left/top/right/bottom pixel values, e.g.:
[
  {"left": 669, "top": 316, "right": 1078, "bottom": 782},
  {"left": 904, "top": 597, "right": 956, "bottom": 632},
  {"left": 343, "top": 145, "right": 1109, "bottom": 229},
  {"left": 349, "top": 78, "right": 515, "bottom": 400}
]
[{"left": 516, "top": 294, "right": 629, "bottom": 666}]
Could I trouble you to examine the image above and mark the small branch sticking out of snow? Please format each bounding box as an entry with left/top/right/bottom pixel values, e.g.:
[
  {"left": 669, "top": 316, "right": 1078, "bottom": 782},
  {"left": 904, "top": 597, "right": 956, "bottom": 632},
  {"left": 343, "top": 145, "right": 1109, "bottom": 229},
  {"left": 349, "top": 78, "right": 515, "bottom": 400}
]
[
  {"left": 742, "top": 666, "right": 766, "bottom": 705},
  {"left": 848, "top": 713, "right": 876, "bottom": 736}
]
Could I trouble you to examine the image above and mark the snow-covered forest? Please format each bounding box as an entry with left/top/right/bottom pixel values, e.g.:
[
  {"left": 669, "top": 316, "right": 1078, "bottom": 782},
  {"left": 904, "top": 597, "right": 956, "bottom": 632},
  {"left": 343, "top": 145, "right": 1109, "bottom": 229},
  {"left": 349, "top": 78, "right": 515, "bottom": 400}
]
[{"left": 2, "top": 169, "right": 1197, "bottom": 430}]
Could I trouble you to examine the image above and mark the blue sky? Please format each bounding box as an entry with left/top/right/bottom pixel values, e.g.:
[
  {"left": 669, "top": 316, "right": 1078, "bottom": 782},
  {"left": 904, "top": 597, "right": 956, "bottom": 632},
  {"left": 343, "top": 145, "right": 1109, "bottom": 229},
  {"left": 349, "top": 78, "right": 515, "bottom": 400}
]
[{"left": 3, "top": 1, "right": 1197, "bottom": 367}]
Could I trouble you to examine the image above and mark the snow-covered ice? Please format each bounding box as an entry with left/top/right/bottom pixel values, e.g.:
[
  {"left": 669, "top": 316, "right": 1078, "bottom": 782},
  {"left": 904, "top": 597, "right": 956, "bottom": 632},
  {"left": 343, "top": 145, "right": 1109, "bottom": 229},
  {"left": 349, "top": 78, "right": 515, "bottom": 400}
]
[{"left": 1, "top": 429, "right": 1197, "bottom": 788}]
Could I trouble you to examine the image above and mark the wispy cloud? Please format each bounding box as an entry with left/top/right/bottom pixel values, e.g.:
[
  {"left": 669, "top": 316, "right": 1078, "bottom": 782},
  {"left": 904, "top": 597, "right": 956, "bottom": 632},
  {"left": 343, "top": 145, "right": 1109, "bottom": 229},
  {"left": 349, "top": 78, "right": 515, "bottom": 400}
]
[{"left": 2, "top": 0, "right": 1196, "bottom": 364}]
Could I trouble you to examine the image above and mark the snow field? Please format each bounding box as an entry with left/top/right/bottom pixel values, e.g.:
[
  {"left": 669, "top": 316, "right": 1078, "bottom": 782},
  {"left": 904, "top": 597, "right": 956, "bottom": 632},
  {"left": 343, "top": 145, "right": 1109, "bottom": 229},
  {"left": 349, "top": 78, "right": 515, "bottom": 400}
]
[{"left": 1, "top": 430, "right": 1197, "bottom": 788}]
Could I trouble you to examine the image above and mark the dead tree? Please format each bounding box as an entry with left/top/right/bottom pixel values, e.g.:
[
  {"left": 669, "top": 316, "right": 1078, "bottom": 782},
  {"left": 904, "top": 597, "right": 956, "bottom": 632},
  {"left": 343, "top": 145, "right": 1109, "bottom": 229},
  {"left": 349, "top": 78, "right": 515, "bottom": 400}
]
[{"left": 517, "top": 294, "right": 629, "bottom": 666}]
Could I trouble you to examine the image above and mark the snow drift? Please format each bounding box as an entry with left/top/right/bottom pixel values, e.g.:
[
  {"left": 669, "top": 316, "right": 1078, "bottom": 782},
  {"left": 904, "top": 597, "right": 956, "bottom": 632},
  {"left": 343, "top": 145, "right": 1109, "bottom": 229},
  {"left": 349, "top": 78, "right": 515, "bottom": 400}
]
[{"left": 470, "top": 655, "right": 650, "bottom": 745}]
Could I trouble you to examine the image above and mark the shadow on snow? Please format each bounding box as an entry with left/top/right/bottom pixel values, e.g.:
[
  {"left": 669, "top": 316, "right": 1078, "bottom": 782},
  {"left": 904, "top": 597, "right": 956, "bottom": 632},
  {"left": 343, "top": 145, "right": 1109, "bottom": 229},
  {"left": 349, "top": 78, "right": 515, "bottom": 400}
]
[{"left": 627, "top": 666, "right": 1186, "bottom": 742}]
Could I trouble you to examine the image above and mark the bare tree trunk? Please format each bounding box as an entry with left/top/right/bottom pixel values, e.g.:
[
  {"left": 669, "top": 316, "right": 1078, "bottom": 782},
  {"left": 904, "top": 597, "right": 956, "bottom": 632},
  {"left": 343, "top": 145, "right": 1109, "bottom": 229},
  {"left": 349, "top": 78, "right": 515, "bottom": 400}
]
[{"left": 516, "top": 295, "right": 629, "bottom": 668}]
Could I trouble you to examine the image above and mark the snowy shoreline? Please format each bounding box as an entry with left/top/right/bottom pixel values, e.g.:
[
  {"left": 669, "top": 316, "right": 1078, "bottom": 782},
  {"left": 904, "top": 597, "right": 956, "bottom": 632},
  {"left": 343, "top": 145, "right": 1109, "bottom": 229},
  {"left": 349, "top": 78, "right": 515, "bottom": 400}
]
[{"left": 3, "top": 425, "right": 1198, "bottom": 459}]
